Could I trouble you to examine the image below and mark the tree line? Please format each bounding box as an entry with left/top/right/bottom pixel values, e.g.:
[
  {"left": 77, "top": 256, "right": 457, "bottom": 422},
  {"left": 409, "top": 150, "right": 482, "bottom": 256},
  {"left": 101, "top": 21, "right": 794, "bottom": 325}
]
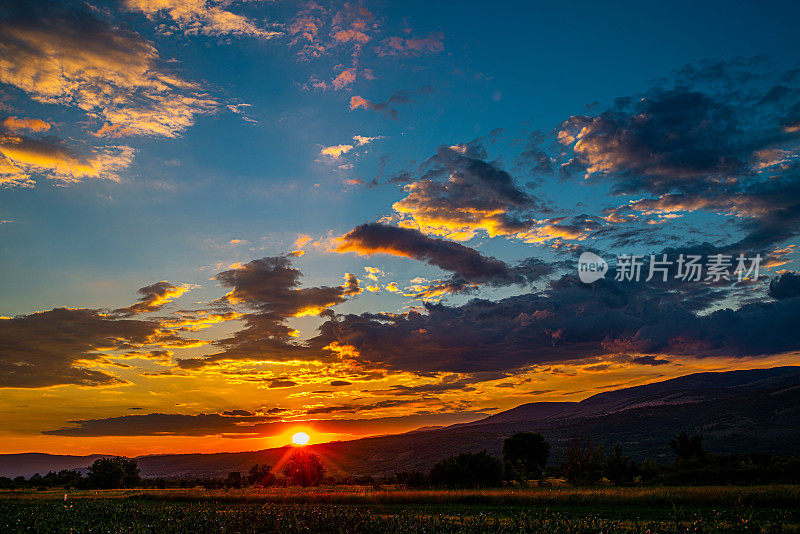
[
  {"left": 396, "top": 431, "right": 800, "bottom": 488},
  {"left": 3, "top": 431, "right": 799, "bottom": 490}
]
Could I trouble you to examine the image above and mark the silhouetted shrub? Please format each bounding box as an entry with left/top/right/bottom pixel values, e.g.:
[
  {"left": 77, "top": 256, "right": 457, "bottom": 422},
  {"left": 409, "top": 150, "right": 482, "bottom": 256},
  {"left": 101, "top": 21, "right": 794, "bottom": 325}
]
[{"left": 429, "top": 450, "right": 504, "bottom": 488}]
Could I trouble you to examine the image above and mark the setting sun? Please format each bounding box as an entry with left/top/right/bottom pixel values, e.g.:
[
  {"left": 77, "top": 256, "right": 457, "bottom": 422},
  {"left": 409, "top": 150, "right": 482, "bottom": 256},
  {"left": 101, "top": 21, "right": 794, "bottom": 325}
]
[{"left": 291, "top": 432, "right": 310, "bottom": 446}]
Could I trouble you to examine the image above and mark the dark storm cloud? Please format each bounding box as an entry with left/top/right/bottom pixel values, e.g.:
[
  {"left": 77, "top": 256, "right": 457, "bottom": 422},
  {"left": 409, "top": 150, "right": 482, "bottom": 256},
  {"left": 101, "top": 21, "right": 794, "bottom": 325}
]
[
  {"left": 559, "top": 61, "right": 800, "bottom": 252},
  {"left": 769, "top": 272, "right": 800, "bottom": 300},
  {"left": 630, "top": 355, "right": 671, "bottom": 366},
  {"left": 178, "top": 255, "right": 358, "bottom": 369},
  {"left": 312, "top": 274, "right": 800, "bottom": 374},
  {"left": 0, "top": 308, "right": 163, "bottom": 388},
  {"left": 335, "top": 223, "right": 553, "bottom": 293}
]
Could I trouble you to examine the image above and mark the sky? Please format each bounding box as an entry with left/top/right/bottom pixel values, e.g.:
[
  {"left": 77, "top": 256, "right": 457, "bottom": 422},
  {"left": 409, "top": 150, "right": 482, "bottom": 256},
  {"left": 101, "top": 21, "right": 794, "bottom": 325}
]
[{"left": 1, "top": 0, "right": 800, "bottom": 456}]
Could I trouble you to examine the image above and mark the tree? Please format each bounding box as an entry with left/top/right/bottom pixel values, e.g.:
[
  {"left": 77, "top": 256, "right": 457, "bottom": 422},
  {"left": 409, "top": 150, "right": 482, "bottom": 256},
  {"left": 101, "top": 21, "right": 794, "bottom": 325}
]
[
  {"left": 606, "top": 442, "right": 635, "bottom": 486},
  {"left": 246, "top": 464, "right": 276, "bottom": 487},
  {"left": 87, "top": 457, "right": 141, "bottom": 489},
  {"left": 429, "top": 450, "right": 504, "bottom": 488},
  {"left": 560, "top": 435, "right": 605, "bottom": 485},
  {"left": 225, "top": 471, "right": 242, "bottom": 488},
  {"left": 669, "top": 431, "right": 706, "bottom": 463},
  {"left": 281, "top": 451, "right": 325, "bottom": 486},
  {"left": 502, "top": 432, "right": 550, "bottom": 482}
]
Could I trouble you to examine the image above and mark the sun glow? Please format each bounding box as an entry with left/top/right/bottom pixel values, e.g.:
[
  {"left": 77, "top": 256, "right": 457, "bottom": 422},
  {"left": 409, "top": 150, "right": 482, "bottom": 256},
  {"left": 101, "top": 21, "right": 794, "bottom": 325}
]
[{"left": 291, "top": 431, "right": 310, "bottom": 445}]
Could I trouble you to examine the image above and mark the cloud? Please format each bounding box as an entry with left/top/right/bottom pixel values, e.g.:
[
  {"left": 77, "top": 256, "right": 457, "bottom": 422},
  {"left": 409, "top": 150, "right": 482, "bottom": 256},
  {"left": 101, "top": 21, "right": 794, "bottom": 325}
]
[
  {"left": 320, "top": 143, "right": 354, "bottom": 159},
  {"left": 41, "top": 409, "right": 483, "bottom": 437},
  {"left": 349, "top": 87, "right": 433, "bottom": 119},
  {"left": 268, "top": 378, "right": 298, "bottom": 388},
  {"left": 769, "top": 272, "right": 800, "bottom": 300},
  {"left": 1, "top": 116, "right": 50, "bottom": 132},
  {"left": 332, "top": 67, "right": 356, "bottom": 90},
  {"left": 391, "top": 144, "right": 547, "bottom": 241},
  {"left": 320, "top": 135, "right": 382, "bottom": 162},
  {"left": 316, "top": 273, "right": 800, "bottom": 374},
  {"left": 123, "top": 0, "right": 281, "bottom": 40},
  {"left": 0, "top": 131, "right": 135, "bottom": 187},
  {"left": 0, "top": 308, "right": 166, "bottom": 388},
  {"left": 0, "top": 1, "right": 218, "bottom": 138},
  {"left": 353, "top": 135, "right": 381, "bottom": 146},
  {"left": 115, "top": 281, "right": 191, "bottom": 317},
  {"left": 177, "top": 255, "right": 359, "bottom": 369},
  {"left": 376, "top": 32, "right": 444, "bottom": 56},
  {"left": 559, "top": 62, "right": 800, "bottom": 252},
  {"left": 333, "top": 222, "right": 552, "bottom": 293}
]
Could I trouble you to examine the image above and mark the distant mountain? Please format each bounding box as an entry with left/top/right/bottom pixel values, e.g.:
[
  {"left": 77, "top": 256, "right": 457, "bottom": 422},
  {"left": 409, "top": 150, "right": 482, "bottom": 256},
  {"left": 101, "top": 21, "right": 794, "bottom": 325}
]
[
  {"left": 0, "top": 453, "right": 109, "bottom": 479},
  {"left": 2, "top": 366, "right": 798, "bottom": 478}
]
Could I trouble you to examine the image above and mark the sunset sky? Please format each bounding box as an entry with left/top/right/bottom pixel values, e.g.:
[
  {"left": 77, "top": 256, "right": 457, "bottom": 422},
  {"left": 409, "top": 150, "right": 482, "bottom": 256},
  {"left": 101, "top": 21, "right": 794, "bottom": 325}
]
[{"left": 2, "top": 0, "right": 800, "bottom": 456}]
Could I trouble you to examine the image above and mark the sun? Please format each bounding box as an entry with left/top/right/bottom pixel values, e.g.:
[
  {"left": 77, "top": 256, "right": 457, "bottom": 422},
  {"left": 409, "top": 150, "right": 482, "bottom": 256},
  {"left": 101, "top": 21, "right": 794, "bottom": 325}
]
[{"left": 291, "top": 431, "right": 310, "bottom": 445}]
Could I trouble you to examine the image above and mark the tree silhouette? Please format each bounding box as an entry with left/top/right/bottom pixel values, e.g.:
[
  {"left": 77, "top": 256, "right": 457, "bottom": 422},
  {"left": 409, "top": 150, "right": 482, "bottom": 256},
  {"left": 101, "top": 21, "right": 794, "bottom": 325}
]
[
  {"left": 669, "top": 431, "right": 706, "bottom": 463},
  {"left": 87, "top": 457, "right": 140, "bottom": 489},
  {"left": 560, "top": 435, "right": 605, "bottom": 485},
  {"left": 502, "top": 432, "right": 550, "bottom": 482},
  {"left": 606, "top": 442, "right": 635, "bottom": 486},
  {"left": 246, "top": 464, "right": 276, "bottom": 486},
  {"left": 281, "top": 450, "right": 325, "bottom": 486}
]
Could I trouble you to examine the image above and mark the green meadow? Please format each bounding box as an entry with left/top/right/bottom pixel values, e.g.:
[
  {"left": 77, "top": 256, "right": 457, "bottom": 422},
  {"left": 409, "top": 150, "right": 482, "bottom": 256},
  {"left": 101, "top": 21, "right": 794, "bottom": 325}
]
[{"left": 1, "top": 485, "right": 798, "bottom": 533}]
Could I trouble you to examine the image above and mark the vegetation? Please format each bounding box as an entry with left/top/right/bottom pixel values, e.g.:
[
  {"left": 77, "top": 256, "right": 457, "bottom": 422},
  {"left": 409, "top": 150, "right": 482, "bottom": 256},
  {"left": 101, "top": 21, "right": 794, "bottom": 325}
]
[
  {"left": 559, "top": 435, "right": 606, "bottom": 486},
  {"left": 4, "top": 432, "right": 800, "bottom": 493},
  {"left": 502, "top": 432, "right": 550, "bottom": 483},
  {"left": 86, "top": 456, "right": 141, "bottom": 489},
  {"left": 429, "top": 450, "right": 504, "bottom": 489},
  {"left": 282, "top": 450, "right": 326, "bottom": 487},
  {"left": 0, "top": 489, "right": 798, "bottom": 533}
]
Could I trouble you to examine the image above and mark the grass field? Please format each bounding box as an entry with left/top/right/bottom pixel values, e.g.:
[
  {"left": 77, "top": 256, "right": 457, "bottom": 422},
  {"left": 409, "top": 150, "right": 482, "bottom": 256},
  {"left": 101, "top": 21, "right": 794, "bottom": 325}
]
[{"left": 1, "top": 485, "right": 798, "bottom": 533}]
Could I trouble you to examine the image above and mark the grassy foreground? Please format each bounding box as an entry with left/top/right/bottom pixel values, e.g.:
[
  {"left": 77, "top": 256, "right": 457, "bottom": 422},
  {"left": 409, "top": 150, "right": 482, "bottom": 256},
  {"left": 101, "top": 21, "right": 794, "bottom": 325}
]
[{"left": 1, "top": 485, "right": 798, "bottom": 533}]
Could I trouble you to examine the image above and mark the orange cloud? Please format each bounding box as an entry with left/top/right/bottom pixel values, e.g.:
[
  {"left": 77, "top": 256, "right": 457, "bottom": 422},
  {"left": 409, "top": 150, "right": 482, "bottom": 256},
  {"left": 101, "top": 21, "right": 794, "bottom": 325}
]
[
  {"left": 332, "top": 28, "right": 369, "bottom": 44},
  {"left": 332, "top": 68, "right": 356, "bottom": 90},
  {"left": 320, "top": 144, "right": 354, "bottom": 159},
  {"left": 0, "top": 10, "right": 217, "bottom": 139},
  {"left": 0, "top": 134, "right": 135, "bottom": 186},
  {"left": 124, "top": 0, "right": 281, "bottom": 40},
  {"left": 1, "top": 116, "right": 51, "bottom": 133},
  {"left": 349, "top": 95, "right": 372, "bottom": 111}
]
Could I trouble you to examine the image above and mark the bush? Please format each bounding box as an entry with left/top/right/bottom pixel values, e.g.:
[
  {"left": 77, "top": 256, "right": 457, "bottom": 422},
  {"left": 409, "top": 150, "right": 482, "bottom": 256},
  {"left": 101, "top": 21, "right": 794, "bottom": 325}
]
[
  {"left": 395, "top": 471, "right": 429, "bottom": 488},
  {"left": 429, "top": 450, "right": 504, "bottom": 488}
]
